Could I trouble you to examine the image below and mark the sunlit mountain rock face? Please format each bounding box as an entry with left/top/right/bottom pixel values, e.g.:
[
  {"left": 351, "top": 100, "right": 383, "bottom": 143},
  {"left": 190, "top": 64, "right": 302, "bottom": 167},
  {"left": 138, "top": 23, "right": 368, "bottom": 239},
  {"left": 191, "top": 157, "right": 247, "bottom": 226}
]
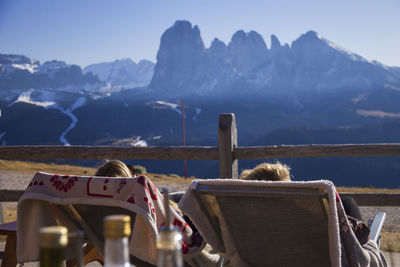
[{"left": 149, "top": 20, "right": 400, "bottom": 103}]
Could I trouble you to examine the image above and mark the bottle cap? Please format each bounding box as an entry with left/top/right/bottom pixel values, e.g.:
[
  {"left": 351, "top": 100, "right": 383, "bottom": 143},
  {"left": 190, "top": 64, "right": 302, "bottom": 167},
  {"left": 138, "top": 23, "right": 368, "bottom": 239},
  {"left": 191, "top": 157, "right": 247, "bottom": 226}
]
[
  {"left": 156, "top": 229, "right": 182, "bottom": 250},
  {"left": 104, "top": 215, "right": 131, "bottom": 238},
  {"left": 39, "top": 226, "right": 68, "bottom": 248}
]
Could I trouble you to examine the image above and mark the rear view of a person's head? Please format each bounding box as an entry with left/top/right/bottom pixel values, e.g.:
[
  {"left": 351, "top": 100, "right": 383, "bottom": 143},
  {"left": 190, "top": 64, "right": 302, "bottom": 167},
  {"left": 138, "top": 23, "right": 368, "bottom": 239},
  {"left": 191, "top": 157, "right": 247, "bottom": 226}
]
[
  {"left": 95, "top": 160, "right": 183, "bottom": 213},
  {"left": 240, "top": 162, "right": 291, "bottom": 181},
  {"left": 342, "top": 197, "right": 362, "bottom": 221},
  {"left": 95, "top": 160, "right": 135, "bottom": 177}
]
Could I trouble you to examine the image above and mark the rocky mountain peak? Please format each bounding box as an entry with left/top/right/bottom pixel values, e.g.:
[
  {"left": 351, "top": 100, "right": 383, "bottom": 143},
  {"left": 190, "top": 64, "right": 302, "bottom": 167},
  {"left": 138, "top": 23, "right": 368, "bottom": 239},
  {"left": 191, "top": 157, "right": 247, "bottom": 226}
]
[
  {"left": 291, "top": 30, "right": 324, "bottom": 50},
  {"left": 149, "top": 20, "right": 206, "bottom": 92},
  {"left": 39, "top": 60, "right": 68, "bottom": 73},
  {"left": 229, "top": 30, "right": 267, "bottom": 51},
  {"left": 0, "top": 54, "right": 38, "bottom": 65},
  {"left": 210, "top": 38, "right": 226, "bottom": 50},
  {"left": 230, "top": 30, "right": 246, "bottom": 45},
  {"left": 158, "top": 20, "right": 205, "bottom": 54},
  {"left": 209, "top": 38, "right": 227, "bottom": 56},
  {"left": 228, "top": 30, "right": 268, "bottom": 74},
  {"left": 83, "top": 58, "right": 154, "bottom": 88},
  {"left": 270, "top": 34, "right": 281, "bottom": 51}
]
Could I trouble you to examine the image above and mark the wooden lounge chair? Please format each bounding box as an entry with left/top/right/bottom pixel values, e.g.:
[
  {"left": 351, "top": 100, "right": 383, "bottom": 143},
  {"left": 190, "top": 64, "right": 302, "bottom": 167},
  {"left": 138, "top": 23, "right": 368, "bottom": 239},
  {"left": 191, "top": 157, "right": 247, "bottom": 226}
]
[
  {"left": 179, "top": 179, "right": 388, "bottom": 267},
  {"left": 17, "top": 172, "right": 206, "bottom": 266},
  {"left": 0, "top": 221, "right": 17, "bottom": 267}
]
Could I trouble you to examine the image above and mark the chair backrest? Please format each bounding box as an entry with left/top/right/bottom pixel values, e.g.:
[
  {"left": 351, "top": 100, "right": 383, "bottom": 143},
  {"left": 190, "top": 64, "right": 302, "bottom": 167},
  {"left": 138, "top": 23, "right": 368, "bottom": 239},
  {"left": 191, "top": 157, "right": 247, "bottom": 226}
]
[
  {"left": 179, "top": 179, "right": 341, "bottom": 267},
  {"left": 55, "top": 203, "right": 157, "bottom": 267},
  {"left": 55, "top": 204, "right": 136, "bottom": 251},
  {"left": 17, "top": 172, "right": 202, "bottom": 266}
]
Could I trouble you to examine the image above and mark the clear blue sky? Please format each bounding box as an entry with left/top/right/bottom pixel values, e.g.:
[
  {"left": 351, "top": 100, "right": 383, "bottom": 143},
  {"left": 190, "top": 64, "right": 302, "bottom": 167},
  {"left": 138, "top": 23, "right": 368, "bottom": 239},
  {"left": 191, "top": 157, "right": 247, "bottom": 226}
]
[{"left": 1, "top": 0, "right": 399, "bottom": 68}]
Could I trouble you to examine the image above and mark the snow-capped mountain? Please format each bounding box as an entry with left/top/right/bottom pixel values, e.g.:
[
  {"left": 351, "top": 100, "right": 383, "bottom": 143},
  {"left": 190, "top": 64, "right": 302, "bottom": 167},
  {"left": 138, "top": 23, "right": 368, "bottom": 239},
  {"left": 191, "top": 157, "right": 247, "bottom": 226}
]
[
  {"left": 149, "top": 20, "right": 400, "bottom": 102},
  {"left": 0, "top": 54, "right": 103, "bottom": 94},
  {"left": 83, "top": 58, "right": 154, "bottom": 88},
  {"left": 0, "top": 54, "right": 40, "bottom": 74}
]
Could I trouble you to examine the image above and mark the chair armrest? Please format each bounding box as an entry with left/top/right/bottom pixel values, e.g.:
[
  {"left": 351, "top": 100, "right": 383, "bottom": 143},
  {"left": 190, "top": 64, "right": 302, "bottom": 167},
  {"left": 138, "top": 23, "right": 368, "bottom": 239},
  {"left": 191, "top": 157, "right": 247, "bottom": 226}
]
[{"left": 369, "top": 212, "right": 386, "bottom": 245}]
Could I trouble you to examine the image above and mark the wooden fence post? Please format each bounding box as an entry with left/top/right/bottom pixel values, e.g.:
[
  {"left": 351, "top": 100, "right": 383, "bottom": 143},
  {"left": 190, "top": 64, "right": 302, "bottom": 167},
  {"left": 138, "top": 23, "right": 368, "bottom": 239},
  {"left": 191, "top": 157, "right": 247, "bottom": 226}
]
[{"left": 218, "top": 113, "right": 238, "bottom": 178}]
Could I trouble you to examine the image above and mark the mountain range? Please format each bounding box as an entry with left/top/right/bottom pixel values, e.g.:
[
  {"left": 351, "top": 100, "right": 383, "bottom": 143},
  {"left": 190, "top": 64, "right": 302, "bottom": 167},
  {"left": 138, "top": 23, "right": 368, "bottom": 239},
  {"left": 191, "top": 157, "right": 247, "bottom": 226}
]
[
  {"left": 1, "top": 20, "right": 400, "bottom": 187},
  {"left": 83, "top": 58, "right": 154, "bottom": 89},
  {"left": 149, "top": 20, "right": 400, "bottom": 103}
]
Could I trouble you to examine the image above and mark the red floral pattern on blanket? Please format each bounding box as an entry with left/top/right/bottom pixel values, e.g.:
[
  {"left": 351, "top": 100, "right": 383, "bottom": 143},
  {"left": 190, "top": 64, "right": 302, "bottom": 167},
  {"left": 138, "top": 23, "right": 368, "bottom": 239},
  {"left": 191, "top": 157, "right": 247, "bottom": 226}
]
[
  {"left": 28, "top": 181, "right": 44, "bottom": 187},
  {"left": 86, "top": 177, "right": 113, "bottom": 198},
  {"left": 127, "top": 194, "right": 135, "bottom": 204},
  {"left": 50, "top": 175, "right": 78, "bottom": 192},
  {"left": 117, "top": 179, "right": 127, "bottom": 193},
  {"left": 137, "top": 175, "right": 158, "bottom": 200}
]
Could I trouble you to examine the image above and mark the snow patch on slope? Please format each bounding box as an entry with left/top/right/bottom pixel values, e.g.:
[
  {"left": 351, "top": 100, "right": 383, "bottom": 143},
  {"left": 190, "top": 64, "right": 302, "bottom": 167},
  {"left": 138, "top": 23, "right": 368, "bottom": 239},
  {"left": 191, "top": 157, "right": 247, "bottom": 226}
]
[
  {"left": 152, "top": 101, "right": 202, "bottom": 121},
  {"left": 11, "top": 63, "right": 39, "bottom": 73},
  {"left": 59, "top": 97, "right": 86, "bottom": 146},
  {"left": 8, "top": 89, "right": 57, "bottom": 108},
  {"left": 193, "top": 108, "right": 202, "bottom": 121},
  {"left": 156, "top": 101, "right": 182, "bottom": 115},
  {"left": 356, "top": 109, "right": 400, "bottom": 119}
]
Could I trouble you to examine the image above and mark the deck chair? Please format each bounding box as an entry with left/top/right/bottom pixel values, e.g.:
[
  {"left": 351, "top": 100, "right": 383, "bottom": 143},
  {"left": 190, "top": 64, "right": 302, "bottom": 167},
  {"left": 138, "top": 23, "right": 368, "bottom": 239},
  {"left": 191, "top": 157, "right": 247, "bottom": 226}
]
[
  {"left": 179, "top": 179, "right": 388, "bottom": 267},
  {"left": 17, "top": 172, "right": 206, "bottom": 266},
  {"left": 370, "top": 212, "right": 386, "bottom": 248}
]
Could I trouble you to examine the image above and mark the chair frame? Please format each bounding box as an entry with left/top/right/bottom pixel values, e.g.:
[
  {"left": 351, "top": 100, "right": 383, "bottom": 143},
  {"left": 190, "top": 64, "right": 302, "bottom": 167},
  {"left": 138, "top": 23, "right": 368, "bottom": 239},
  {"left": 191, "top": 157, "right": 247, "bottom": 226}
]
[
  {"left": 369, "top": 212, "right": 386, "bottom": 247},
  {"left": 181, "top": 179, "right": 388, "bottom": 267}
]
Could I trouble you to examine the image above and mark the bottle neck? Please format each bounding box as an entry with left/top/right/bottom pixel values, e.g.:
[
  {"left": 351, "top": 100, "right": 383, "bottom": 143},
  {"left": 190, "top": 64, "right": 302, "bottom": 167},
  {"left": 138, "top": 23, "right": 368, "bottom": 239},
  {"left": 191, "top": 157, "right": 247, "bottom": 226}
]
[
  {"left": 156, "top": 230, "right": 183, "bottom": 267},
  {"left": 40, "top": 248, "right": 64, "bottom": 267},
  {"left": 104, "top": 236, "right": 130, "bottom": 267}
]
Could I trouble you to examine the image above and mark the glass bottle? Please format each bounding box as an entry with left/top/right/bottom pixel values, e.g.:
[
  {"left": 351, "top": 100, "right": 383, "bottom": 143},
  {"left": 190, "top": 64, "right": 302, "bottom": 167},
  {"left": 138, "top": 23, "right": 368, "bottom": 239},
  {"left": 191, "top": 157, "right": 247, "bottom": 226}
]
[
  {"left": 67, "top": 230, "right": 84, "bottom": 267},
  {"left": 104, "top": 214, "right": 132, "bottom": 267},
  {"left": 156, "top": 189, "right": 183, "bottom": 267},
  {"left": 39, "top": 226, "right": 68, "bottom": 267}
]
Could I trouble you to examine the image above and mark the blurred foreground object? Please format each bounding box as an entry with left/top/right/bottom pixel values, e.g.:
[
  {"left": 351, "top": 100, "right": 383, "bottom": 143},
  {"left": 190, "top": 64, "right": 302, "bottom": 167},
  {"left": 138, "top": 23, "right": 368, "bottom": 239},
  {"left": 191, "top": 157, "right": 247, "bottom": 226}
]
[
  {"left": 39, "top": 226, "right": 68, "bottom": 267},
  {"left": 104, "top": 215, "right": 132, "bottom": 267},
  {"left": 157, "top": 189, "right": 183, "bottom": 267}
]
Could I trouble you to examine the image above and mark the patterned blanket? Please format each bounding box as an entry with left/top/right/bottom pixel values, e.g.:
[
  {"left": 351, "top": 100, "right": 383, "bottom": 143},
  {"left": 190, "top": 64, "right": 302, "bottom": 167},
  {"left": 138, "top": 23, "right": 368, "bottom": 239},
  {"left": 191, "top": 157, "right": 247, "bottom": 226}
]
[{"left": 17, "top": 172, "right": 205, "bottom": 264}]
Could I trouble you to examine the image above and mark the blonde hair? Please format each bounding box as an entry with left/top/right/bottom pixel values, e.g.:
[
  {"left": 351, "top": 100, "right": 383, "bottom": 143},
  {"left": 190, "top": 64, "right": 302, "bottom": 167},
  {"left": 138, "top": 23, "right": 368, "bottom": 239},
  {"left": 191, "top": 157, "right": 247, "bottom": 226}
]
[
  {"left": 240, "top": 162, "right": 291, "bottom": 181},
  {"left": 95, "top": 160, "right": 133, "bottom": 177},
  {"left": 96, "top": 160, "right": 182, "bottom": 213}
]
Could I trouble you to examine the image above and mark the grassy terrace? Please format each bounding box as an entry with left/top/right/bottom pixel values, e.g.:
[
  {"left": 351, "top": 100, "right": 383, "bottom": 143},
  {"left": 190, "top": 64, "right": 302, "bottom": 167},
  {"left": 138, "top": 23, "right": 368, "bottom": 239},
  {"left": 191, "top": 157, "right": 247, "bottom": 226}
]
[{"left": 0, "top": 160, "right": 399, "bottom": 252}]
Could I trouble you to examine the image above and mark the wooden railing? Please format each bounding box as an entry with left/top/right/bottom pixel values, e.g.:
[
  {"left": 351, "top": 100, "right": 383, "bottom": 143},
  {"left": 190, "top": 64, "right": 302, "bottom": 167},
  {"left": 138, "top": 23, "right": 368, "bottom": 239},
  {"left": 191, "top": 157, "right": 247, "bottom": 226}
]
[{"left": 1, "top": 113, "right": 400, "bottom": 206}]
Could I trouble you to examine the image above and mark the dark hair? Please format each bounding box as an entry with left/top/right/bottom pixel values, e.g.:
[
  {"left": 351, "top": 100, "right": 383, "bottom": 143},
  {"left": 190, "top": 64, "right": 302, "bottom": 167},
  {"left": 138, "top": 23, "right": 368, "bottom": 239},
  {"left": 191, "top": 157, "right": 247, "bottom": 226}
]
[
  {"left": 125, "top": 164, "right": 136, "bottom": 176},
  {"left": 342, "top": 197, "right": 362, "bottom": 220}
]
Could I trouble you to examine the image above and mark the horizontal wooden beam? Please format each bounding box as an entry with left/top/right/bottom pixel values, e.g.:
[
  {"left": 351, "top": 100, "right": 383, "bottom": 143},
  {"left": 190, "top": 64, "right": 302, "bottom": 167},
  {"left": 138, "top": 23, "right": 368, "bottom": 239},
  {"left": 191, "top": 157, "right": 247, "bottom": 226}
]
[
  {"left": 0, "top": 190, "right": 24, "bottom": 202},
  {"left": 234, "top": 144, "right": 400, "bottom": 159},
  {"left": 0, "top": 190, "right": 398, "bottom": 207},
  {"left": 341, "top": 193, "right": 400, "bottom": 207},
  {"left": 0, "top": 146, "right": 219, "bottom": 160},
  {"left": 1, "top": 144, "right": 400, "bottom": 161}
]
